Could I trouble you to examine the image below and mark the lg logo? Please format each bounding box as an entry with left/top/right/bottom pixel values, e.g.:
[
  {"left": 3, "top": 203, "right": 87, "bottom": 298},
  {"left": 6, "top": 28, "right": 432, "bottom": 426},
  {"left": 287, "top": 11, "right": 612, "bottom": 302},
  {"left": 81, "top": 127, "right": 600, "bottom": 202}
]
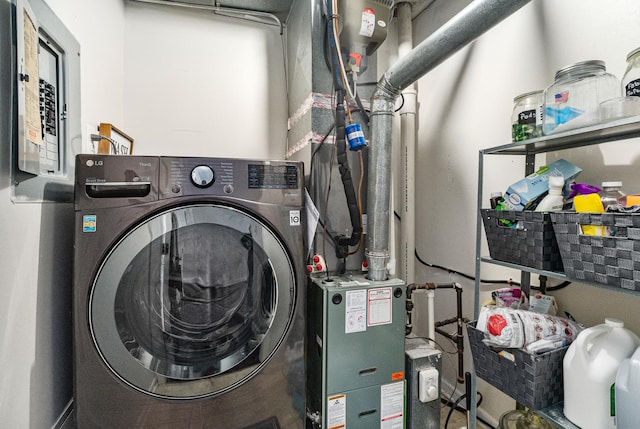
[{"left": 85, "top": 160, "right": 104, "bottom": 167}]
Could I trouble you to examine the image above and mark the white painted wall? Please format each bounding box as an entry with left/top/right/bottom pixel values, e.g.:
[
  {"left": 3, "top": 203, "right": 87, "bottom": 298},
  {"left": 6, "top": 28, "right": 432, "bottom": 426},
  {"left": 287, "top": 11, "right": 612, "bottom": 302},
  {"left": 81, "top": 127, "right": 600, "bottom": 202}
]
[
  {"left": 410, "top": 0, "right": 640, "bottom": 423},
  {"left": 122, "top": 1, "right": 288, "bottom": 159}
]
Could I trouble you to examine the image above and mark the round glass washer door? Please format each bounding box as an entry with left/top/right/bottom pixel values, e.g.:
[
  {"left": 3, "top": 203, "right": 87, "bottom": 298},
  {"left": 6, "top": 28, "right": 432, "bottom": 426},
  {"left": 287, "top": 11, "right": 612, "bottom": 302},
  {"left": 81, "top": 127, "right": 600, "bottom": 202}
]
[{"left": 90, "top": 204, "right": 295, "bottom": 399}]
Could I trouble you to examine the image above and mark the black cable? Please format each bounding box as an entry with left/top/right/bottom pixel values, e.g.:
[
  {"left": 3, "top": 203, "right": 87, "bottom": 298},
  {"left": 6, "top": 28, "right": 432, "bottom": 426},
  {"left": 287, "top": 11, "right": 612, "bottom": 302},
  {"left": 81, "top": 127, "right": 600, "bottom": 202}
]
[
  {"left": 308, "top": 122, "right": 335, "bottom": 185},
  {"left": 394, "top": 93, "right": 405, "bottom": 112},
  {"left": 333, "top": 90, "right": 362, "bottom": 253},
  {"left": 442, "top": 392, "right": 495, "bottom": 429},
  {"left": 414, "top": 249, "right": 520, "bottom": 286}
]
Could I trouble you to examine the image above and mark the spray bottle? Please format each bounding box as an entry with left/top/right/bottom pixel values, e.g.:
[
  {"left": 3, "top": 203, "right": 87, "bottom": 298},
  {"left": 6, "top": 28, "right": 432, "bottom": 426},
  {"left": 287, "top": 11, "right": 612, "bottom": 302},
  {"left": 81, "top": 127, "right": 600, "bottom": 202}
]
[{"left": 569, "top": 183, "right": 605, "bottom": 235}]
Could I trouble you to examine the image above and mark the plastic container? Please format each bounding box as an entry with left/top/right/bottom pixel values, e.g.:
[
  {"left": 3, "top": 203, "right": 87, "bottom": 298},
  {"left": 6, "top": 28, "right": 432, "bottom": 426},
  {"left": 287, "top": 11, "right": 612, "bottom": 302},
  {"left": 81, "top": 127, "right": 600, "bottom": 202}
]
[
  {"left": 616, "top": 346, "right": 640, "bottom": 429},
  {"left": 543, "top": 60, "right": 620, "bottom": 135},
  {"left": 600, "top": 181, "right": 626, "bottom": 210},
  {"left": 622, "top": 46, "right": 640, "bottom": 97},
  {"left": 563, "top": 318, "right": 640, "bottom": 429},
  {"left": 512, "top": 90, "right": 543, "bottom": 141},
  {"left": 573, "top": 191, "right": 606, "bottom": 236},
  {"left": 534, "top": 175, "right": 564, "bottom": 212}
]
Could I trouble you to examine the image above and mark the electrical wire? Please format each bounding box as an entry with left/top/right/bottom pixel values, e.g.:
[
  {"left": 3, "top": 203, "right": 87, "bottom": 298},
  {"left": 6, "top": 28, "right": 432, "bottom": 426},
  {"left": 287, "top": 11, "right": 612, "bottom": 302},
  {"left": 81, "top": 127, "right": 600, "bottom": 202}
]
[
  {"left": 414, "top": 248, "right": 519, "bottom": 285},
  {"left": 347, "top": 150, "right": 365, "bottom": 255},
  {"left": 324, "top": 0, "right": 357, "bottom": 102}
]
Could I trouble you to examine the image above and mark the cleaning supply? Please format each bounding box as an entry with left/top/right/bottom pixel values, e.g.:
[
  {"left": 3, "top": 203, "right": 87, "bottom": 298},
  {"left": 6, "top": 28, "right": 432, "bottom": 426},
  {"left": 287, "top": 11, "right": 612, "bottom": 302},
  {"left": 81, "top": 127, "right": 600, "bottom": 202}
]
[
  {"left": 534, "top": 175, "right": 564, "bottom": 211},
  {"left": 563, "top": 318, "right": 640, "bottom": 429},
  {"left": 502, "top": 158, "right": 581, "bottom": 211},
  {"left": 616, "top": 346, "right": 640, "bottom": 429},
  {"left": 570, "top": 182, "right": 606, "bottom": 235}
]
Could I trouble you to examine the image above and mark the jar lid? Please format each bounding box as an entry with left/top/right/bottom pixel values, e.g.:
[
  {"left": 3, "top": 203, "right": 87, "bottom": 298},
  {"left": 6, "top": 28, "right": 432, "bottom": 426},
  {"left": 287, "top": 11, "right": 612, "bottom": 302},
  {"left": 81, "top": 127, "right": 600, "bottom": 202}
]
[
  {"left": 554, "top": 60, "right": 606, "bottom": 80},
  {"left": 602, "top": 181, "right": 623, "bottom": 188},
  {"left": 627, "top": 46, "right": 640, "bottom": 62},
  {"left": 513, "top": 90, "right": 543, "bottom": 103}
]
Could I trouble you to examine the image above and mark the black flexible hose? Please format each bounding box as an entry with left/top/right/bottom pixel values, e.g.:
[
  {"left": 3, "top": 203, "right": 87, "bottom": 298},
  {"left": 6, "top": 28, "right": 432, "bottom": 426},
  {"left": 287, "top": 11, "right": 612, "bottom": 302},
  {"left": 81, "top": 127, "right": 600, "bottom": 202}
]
[{"left": 334, "top": 90, "right": 362, "bottom": 249}]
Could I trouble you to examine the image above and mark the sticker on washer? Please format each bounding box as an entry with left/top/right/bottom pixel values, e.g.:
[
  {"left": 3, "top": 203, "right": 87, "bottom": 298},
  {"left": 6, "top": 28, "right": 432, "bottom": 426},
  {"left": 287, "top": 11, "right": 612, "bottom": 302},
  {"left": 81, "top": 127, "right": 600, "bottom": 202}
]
[
  {"left": 359, "top": 7, "right": 376, "bottom": 37},
  {"left": 82, "top": 215, "right": 97, "bottom": 232},
  {"left": 327, "top": 394, "right": 346, "bottom": 429},
  {"left": 380, "top": 381, "right": 405, "bottom": 429},
  {"left": 345, "top": 289, "right": 367, "bottom": 333},
  {"left": 289, "top": 209, "right": 301, "bottom": 226},
  {"left": 368, "top": 287, "right": 392, "bottom": 326}
]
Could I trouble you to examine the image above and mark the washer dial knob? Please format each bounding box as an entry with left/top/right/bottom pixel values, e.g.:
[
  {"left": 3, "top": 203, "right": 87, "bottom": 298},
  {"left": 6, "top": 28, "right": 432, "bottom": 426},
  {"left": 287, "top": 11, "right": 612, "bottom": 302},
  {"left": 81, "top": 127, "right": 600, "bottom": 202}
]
[{"left": 191, "top": 165, "right": 215, "bottom": 188}]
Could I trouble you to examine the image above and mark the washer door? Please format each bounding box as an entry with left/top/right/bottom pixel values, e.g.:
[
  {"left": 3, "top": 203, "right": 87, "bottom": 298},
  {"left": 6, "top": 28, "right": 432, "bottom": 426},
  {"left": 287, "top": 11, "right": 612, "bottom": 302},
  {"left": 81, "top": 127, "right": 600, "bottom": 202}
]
[{"left": 90, "top": 204, "right": 295, "bottom": 399}]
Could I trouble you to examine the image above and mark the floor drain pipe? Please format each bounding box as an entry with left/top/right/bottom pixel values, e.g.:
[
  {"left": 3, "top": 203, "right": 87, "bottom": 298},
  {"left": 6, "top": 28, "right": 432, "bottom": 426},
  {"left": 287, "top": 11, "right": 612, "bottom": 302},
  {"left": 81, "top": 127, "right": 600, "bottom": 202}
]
[{"left": 365, "top": 0, "right": 532, "bottom": 281}]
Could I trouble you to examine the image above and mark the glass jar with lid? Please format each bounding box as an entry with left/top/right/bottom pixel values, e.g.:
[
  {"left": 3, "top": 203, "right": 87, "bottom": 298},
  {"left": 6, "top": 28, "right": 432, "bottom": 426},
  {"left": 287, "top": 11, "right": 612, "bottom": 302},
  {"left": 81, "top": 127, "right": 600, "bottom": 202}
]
[
  {"left": 511, "top": 90, "right": 543, "bottom": 141},
  {"left": 622, "top": 47, "right": 640, "bottom": 97},
  {"left": 543, "top": 60, "right": 620, "bottom": 135}
]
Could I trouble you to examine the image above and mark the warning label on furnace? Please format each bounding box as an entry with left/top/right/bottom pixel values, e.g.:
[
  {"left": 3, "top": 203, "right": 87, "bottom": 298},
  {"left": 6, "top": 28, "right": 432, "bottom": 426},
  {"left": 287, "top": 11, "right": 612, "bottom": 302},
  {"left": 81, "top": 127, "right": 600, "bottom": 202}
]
[
  {"left": 345, "top": 289, "right": 367, "bottom": 333},
  {"left": 327, "top": 394, "right": 346, "bottom": 429},
  {"left": 368, "top": 287, "right": 392, "bottom": 326},
  {"left": 380, "top": 381, "right": 404, "bottom": 429}
]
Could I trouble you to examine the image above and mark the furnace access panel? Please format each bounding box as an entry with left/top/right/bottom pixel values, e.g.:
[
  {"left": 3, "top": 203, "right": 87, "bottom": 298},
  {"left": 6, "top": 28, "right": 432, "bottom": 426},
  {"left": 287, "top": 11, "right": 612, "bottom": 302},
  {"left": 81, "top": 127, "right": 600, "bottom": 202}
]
[{"left": 306, "top": 274, "right": 406, "bottom": 429}]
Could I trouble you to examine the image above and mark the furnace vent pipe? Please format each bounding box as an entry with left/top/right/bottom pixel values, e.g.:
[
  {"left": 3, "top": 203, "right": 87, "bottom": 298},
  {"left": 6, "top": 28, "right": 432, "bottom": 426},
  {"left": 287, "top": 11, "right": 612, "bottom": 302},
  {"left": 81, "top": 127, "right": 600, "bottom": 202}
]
[{"left": 365, "top": 0, "right": 532, "bottom": 281}]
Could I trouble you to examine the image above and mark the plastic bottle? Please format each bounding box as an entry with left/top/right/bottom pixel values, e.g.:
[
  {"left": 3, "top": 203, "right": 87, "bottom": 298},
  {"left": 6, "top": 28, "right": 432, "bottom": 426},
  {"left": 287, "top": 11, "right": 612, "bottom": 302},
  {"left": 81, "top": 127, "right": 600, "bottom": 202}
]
[
  {"left": 534, "top": 175, "right": 564, "bottom": 211},
  {"left": 563, "top": 318, "right": 640, "bottom": 429},
  {"left": 616, "top": 346, "right": 640, "bottom": 429},
  {"left": 599, "top": 181, "right": 626, "bottom": 210}
]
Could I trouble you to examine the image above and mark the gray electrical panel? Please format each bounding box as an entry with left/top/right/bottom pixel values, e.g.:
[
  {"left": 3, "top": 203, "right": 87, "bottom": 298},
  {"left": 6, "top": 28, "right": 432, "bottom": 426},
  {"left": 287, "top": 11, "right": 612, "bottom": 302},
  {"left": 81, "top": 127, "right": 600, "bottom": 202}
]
[
  {"left": 12, "top": 0, "right": 81, "bottom": 202},
  {"left": 306, "top": 274, "right": 406, "bottom": 429}
]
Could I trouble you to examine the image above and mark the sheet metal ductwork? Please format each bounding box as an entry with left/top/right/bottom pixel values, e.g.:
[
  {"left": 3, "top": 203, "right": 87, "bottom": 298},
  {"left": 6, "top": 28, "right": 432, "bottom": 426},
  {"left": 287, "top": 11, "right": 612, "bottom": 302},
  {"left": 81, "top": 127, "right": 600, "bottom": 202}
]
[{"left": 365, "top": 0, "right": 533, "bottom": 281}]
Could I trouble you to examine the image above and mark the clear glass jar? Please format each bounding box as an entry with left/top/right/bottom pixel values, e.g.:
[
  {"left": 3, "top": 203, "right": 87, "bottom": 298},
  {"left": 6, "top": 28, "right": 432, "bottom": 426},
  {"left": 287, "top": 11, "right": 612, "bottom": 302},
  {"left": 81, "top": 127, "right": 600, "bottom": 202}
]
[
  {"left": 622, "top": 47, "right": 640, "bottom": 97},
  {"left": 543, "top": 60, "right": 620, "bottom": 135},
  {"left": 511, "top": 90, "right": 543, "bottom": 141}
]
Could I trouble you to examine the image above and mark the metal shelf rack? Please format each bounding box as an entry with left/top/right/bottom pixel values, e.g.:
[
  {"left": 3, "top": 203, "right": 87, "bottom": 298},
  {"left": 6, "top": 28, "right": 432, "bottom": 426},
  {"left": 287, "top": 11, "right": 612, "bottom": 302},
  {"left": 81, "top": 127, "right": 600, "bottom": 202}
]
[{"left": 469, "top": 115, "right": 640, "bottom": 429}]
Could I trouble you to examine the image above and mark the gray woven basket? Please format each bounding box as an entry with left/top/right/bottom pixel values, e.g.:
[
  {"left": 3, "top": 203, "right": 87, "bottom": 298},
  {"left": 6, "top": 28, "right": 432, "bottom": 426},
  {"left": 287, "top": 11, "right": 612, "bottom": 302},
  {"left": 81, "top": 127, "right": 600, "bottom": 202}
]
[
  {"left": 550, "top": 212, "right": 640, "bottom": 291},
  {"left": 466, "top": 321, "right": 566, "bottom": 410},
  {"left": 481, "top": 209, "right": 564, "bottom": 272}
]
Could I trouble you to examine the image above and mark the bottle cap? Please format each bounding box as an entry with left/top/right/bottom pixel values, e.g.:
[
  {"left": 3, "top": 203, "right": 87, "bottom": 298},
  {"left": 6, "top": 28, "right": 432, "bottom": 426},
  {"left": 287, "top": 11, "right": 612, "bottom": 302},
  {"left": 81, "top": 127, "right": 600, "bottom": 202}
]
[
  {"left": 602, "top": 181, "right": 623, "bottom": 188},
  {"left": 490, "top": 191, "right": 502, "bottom": 198}
]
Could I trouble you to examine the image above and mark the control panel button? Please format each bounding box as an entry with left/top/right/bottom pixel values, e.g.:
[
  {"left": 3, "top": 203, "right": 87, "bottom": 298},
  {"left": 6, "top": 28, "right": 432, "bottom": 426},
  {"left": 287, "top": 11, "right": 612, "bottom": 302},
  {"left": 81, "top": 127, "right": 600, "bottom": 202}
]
[{"left": 191, "top": 165, "right": 215, "bottom": 188}]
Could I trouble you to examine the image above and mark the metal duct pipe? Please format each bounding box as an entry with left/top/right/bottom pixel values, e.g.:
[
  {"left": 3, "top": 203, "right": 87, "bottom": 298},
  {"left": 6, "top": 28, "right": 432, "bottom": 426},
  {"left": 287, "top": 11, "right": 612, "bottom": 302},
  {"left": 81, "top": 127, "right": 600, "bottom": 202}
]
[{"left": 365, "top": 0, "right": 532, "bottom": 281}]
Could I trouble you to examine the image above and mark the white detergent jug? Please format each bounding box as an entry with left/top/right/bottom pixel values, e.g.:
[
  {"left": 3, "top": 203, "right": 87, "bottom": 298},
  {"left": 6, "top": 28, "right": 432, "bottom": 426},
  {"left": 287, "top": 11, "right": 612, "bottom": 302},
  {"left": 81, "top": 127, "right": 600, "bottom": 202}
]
[
  {"left": 616, "top": 346, "right": 640, "bottom": 429},
  {"left": 563, "top": 318, "right": 640, "bottom": 429}
]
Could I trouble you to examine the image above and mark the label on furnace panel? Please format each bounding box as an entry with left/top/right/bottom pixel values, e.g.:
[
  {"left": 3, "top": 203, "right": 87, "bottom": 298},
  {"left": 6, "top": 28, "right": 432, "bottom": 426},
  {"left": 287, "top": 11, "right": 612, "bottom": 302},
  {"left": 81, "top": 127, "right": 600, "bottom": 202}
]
[
  {"left": 83, "top": 215, "right": 97, "bottom": 233},
  {"left": 327, "top": 394, "right": 346, "bottom": 429},
  {"left": 380, "top": 381, "right": 404, "bottom": 429}
]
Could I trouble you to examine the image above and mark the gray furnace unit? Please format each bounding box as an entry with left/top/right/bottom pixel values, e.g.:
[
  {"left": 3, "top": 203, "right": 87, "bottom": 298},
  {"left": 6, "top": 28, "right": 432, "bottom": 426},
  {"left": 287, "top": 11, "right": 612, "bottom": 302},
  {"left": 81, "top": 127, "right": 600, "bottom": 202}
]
[{"left": 306, "top": 274, "right": 406, "bottom": 429}]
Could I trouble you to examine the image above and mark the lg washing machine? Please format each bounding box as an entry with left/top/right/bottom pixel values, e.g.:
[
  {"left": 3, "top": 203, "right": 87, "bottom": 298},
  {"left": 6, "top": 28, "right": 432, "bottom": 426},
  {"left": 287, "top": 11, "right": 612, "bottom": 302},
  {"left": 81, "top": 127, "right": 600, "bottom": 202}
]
[{"left": 73, "top": 154, "right": 305, "bottom": 428}]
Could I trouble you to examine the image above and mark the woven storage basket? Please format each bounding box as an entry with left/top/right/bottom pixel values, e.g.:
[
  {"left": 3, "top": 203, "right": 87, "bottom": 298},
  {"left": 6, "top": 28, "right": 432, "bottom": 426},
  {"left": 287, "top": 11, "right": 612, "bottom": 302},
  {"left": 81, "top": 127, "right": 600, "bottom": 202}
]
[
  {"left": 466, "top": 321, "right": 567, "bottom": 410},
  {"left": 481, "top": 209, "right": 564, "bottom": 272},
  {"left": 550, "top": 211, "right": 640, "bottom": 291}
]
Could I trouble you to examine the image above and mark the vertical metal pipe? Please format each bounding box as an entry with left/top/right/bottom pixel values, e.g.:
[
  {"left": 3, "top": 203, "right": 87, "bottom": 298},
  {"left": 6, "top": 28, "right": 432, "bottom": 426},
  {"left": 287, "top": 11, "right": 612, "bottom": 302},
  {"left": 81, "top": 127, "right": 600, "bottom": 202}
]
[
  {"left": 365, "top": 85, "right": 396, "bottom": 281},
  {"left": 366, "top": 0, "right": 532, "bottom": 281}
]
